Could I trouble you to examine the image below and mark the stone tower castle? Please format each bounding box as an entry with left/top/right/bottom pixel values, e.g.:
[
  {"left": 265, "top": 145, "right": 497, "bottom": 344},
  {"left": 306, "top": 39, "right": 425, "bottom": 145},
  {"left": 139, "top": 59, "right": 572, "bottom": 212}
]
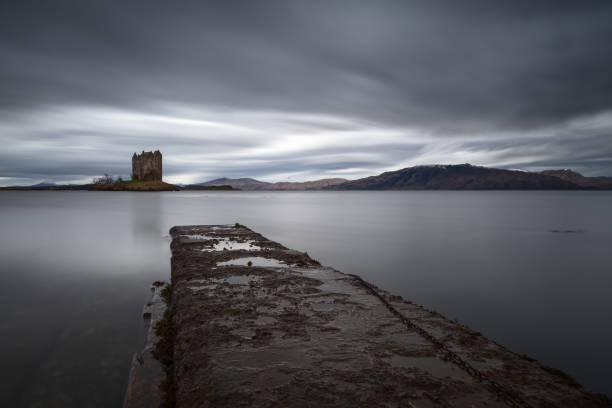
[{"left": 132, "top": 150, "right": 162, "bottom": 181}]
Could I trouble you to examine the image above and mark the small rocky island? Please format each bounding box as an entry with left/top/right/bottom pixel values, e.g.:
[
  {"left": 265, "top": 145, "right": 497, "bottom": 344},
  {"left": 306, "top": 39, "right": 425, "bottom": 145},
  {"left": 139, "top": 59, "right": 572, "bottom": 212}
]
[
  {"left": 124, "top": 224, "right": 611, "bottom": 408},
  {"left": 93, "top": 150, "right": 179, "bottom": 191}
]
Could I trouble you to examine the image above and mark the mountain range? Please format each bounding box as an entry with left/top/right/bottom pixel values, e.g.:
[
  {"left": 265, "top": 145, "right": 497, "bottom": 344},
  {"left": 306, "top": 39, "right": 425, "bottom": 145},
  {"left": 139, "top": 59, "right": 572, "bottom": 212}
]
[
  {"left": 4, "top": 164, "right": 612, "bottom": 191},
  {"left": 190, "top": 164, "right": 612, "bottom": 190}
]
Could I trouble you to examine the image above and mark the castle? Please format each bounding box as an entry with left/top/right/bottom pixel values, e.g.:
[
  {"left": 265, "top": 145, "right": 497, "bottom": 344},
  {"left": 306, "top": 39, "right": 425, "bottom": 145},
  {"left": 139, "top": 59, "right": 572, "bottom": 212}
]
[{"left": 132, "top": 150, "right": 162, "bottom": 181}]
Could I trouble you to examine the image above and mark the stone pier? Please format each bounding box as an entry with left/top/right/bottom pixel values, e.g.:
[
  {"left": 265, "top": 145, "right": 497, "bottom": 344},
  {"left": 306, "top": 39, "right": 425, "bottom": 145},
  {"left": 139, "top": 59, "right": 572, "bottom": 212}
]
[{"left": 125, "top": 224, "right": 611, "bottom": 407}]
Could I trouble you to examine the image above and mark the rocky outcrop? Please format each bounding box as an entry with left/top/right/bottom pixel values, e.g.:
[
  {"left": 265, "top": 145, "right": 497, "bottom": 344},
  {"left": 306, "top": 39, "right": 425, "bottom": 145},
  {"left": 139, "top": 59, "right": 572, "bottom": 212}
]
[{"left": 123, "top": 285, "right": 166, "bottom": 408}]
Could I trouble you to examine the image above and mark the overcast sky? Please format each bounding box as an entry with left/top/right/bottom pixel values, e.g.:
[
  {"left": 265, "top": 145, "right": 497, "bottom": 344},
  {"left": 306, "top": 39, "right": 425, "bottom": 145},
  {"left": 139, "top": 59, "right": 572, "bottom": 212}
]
[{"left": 1, "top": 0, "right": 612, "bottom": 185}]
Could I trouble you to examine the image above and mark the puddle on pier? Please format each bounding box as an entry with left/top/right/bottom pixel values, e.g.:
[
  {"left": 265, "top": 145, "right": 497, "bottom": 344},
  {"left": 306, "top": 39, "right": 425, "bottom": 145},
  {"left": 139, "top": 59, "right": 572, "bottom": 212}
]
[
  {"left": 217, "top": 257, "right": 293, "bottom": 268},
  {"left": 183, "top": 234, "right": 216, "bottom": 240},
  {"left": 201, "top": 238, "right": 261, "bottom": 251}
]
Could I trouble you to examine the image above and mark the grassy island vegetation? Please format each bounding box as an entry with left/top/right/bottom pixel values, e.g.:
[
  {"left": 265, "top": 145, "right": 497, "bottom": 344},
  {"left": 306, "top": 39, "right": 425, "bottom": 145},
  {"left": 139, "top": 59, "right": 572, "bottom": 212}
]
[{"left": 91, "top": 179, "right": 180, "bottom": 191}]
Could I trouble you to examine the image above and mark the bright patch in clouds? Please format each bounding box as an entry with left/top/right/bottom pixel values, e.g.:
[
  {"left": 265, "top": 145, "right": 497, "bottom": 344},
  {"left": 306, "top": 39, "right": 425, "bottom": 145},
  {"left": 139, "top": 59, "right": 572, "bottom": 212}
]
[{"left": 2, "top": 103, "right": 612, "bottom": 186}]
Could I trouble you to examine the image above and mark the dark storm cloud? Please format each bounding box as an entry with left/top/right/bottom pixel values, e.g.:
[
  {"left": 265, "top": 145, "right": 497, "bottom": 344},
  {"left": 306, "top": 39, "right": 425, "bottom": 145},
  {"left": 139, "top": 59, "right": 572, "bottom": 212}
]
[{"left": 1, "top": 0, "right": 612, "bottom": 184}]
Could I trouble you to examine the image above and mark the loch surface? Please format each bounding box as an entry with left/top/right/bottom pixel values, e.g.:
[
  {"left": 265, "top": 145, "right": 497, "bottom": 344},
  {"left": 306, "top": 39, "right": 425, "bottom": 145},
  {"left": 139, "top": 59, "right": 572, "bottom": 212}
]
[{"left": 0, "top": 190, "right": 611, "bottom": 406}]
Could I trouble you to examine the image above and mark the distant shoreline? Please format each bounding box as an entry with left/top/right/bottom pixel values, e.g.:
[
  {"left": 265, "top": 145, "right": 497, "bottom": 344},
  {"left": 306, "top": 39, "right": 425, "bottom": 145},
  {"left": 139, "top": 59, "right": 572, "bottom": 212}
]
[
  {"left": 3, "top": 186, "right": 612, "bottom": 192},
  {"left": 3, "top": 164, "right": 612, "bottom": 191},
  {"left": 0, "top": 182, "right": 238, "bottom": 192}
]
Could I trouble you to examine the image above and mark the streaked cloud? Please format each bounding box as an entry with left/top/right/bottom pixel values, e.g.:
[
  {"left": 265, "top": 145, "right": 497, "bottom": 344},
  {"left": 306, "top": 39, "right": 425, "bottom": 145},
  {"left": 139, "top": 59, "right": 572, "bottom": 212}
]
[{"left": 1, "top": 1, "right": 612, "bottom": 185}]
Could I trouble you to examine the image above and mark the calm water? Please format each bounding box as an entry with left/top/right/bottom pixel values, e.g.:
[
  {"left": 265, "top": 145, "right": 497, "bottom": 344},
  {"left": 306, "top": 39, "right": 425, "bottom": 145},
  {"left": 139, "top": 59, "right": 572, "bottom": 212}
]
[{"left": 1, "top": 190, "right": 611, "bottom": 406}]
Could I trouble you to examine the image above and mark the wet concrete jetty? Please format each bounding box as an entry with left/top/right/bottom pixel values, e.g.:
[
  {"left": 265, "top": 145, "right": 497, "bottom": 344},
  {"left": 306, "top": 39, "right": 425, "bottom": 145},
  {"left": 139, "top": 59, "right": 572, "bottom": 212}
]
[{"left": 126, "top": 224, "right": 611, "bottom": 407}]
